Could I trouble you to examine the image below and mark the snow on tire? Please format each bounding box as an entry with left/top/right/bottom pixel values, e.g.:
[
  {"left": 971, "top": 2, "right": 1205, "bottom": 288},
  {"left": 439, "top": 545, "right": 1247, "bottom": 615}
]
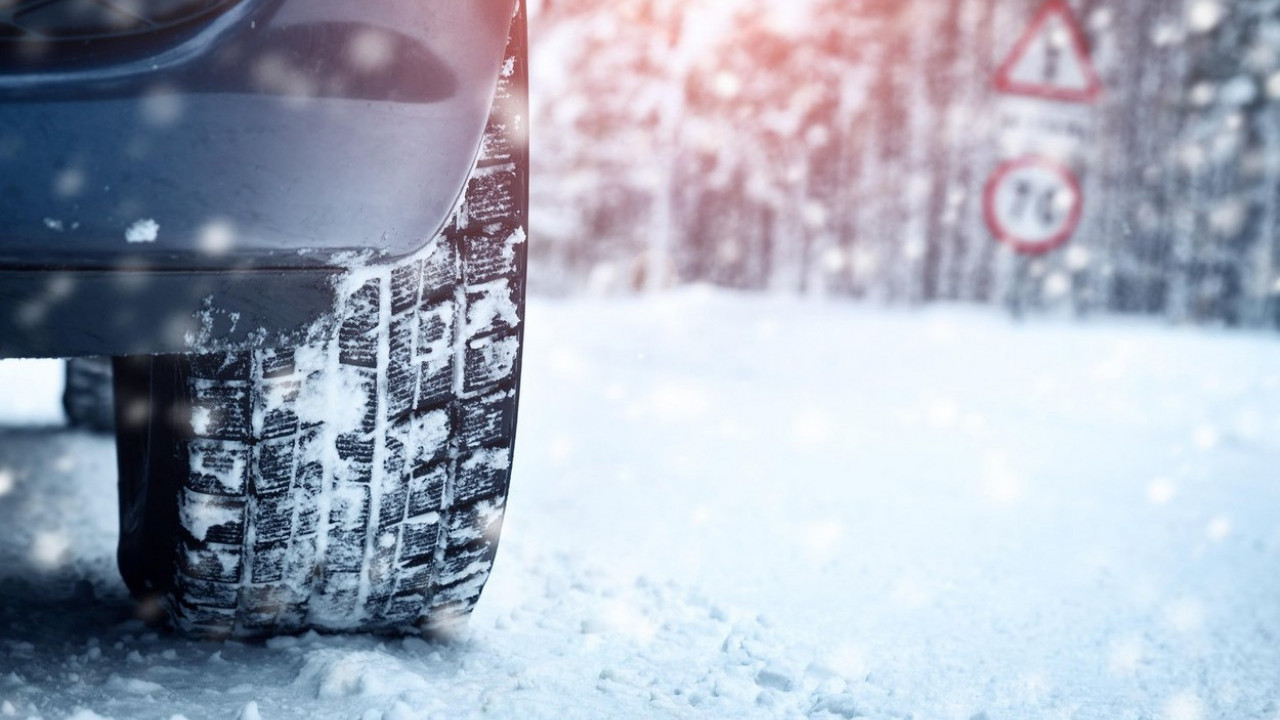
[{"left": 114, "top": 13, "right": 527, "bottom": 638}]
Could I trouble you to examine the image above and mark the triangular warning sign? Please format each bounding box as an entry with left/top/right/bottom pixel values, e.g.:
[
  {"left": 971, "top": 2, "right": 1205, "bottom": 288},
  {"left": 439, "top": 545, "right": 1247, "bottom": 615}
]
[{"left": 995, "top": 0, "right": 1102, "bottom": 103}]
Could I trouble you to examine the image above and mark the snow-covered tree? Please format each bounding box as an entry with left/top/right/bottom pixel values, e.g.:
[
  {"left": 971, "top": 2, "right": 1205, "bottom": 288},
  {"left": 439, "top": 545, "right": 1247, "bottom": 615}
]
[{"left": 529, "top": 0, "right": 1280, "bottom": 329}]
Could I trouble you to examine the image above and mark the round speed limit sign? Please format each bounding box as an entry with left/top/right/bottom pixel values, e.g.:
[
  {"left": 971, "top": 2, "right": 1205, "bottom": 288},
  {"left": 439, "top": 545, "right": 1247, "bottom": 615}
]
[{"left": 983, "top": 156, "right": 1083, "bottom": 256}]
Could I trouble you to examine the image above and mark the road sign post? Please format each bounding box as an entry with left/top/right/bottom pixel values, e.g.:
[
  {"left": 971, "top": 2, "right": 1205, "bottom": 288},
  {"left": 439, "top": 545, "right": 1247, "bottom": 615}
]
[{"left": 987, "top": 0, "right": 1102, "bottom": 317}]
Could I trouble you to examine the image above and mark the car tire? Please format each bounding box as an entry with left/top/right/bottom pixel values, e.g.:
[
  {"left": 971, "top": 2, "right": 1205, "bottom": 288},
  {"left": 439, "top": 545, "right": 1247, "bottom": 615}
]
[
  {"left": 62, "top": 357, "right": 115, "bottom": 432},
  {"left": 112, "top": 8, "right": 527, "bottom": 638}
]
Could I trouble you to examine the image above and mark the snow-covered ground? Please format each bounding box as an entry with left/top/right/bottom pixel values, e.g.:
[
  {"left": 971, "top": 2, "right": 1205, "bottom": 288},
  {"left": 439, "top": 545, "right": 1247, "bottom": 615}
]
[{"left": 1, "top": 290, "right": 1278, "bottom": 719}]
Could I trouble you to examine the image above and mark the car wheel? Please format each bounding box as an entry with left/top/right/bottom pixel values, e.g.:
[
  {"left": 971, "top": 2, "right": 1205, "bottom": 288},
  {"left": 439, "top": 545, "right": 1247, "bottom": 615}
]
[
  {"left": 63, "top": 357, "right": 115, "bottom": 432},
  {"left": 112, "top": 10, "right": 527, "bottom": 638}
]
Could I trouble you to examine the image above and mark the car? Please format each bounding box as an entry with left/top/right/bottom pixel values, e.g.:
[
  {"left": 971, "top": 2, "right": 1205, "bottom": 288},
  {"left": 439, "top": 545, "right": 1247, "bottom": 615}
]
[{"left": 0, "top": 0, "right": 528, "bottom": 639}]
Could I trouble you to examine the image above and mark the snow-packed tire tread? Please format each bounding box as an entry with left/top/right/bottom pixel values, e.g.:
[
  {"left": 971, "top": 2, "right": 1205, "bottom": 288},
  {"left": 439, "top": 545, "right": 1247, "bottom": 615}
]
[{"left": 160, "top": 10, "right": 527, "bottom": 637}]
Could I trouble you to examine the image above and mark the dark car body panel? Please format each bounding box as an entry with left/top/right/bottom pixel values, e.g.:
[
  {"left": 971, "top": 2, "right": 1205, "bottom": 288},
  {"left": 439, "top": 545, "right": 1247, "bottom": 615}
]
[
  {"left": 0, "top": 0, "right": 522, "bottom": 358},
  {"left": 0, "top": 264, "right": 337, "bottom": 357}
]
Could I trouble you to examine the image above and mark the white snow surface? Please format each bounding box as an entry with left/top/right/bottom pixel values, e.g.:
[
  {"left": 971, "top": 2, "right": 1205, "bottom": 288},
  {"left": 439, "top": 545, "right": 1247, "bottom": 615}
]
[{"left": 0, "top": 290, "right": 1278, "bottom": 719}]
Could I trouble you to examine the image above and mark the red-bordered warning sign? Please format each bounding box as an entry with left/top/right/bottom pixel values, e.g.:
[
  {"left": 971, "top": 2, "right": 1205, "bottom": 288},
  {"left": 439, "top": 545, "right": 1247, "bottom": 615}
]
[
  {"left": 984, "top": 156, "right": 1083, "bottom": 256},
  {"left": 995, "top": 0, "right": 1102, "bottom": 104}
]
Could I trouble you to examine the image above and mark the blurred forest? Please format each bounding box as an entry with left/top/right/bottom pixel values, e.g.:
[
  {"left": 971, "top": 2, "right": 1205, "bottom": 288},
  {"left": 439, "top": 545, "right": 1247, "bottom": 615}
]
[{"left": 527, "top": 0, "right": 1280, "bottom": 329}]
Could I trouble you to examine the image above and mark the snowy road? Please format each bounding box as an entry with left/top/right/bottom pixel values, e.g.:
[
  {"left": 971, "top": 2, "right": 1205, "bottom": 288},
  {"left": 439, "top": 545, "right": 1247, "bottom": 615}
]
[{"left": 1, "top": 291, "right": 1279, "bottom": 719}]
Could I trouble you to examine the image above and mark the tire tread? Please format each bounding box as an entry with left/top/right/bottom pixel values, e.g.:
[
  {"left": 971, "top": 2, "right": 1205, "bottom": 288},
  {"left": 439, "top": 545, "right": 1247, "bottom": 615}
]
[{"left": 150, "top": 8, "right": 527, "bottom": 637}]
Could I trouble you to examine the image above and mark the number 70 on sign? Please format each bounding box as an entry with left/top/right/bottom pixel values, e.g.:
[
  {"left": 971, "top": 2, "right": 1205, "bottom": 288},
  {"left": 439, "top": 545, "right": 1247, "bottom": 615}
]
[{"left": 983, "top": 156, "right": 1083, "bottom": 256}]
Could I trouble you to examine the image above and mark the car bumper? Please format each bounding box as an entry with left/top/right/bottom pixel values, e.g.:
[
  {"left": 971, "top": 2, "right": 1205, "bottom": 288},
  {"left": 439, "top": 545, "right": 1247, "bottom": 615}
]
[{"left": 0, "top": 0, "right": 523, "bottom": 358}]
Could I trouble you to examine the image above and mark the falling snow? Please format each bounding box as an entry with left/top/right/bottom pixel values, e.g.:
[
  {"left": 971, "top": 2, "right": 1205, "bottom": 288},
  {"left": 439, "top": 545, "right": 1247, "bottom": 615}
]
[{"left": 123, "top": 219, "right": 159, "bottom": 244}]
